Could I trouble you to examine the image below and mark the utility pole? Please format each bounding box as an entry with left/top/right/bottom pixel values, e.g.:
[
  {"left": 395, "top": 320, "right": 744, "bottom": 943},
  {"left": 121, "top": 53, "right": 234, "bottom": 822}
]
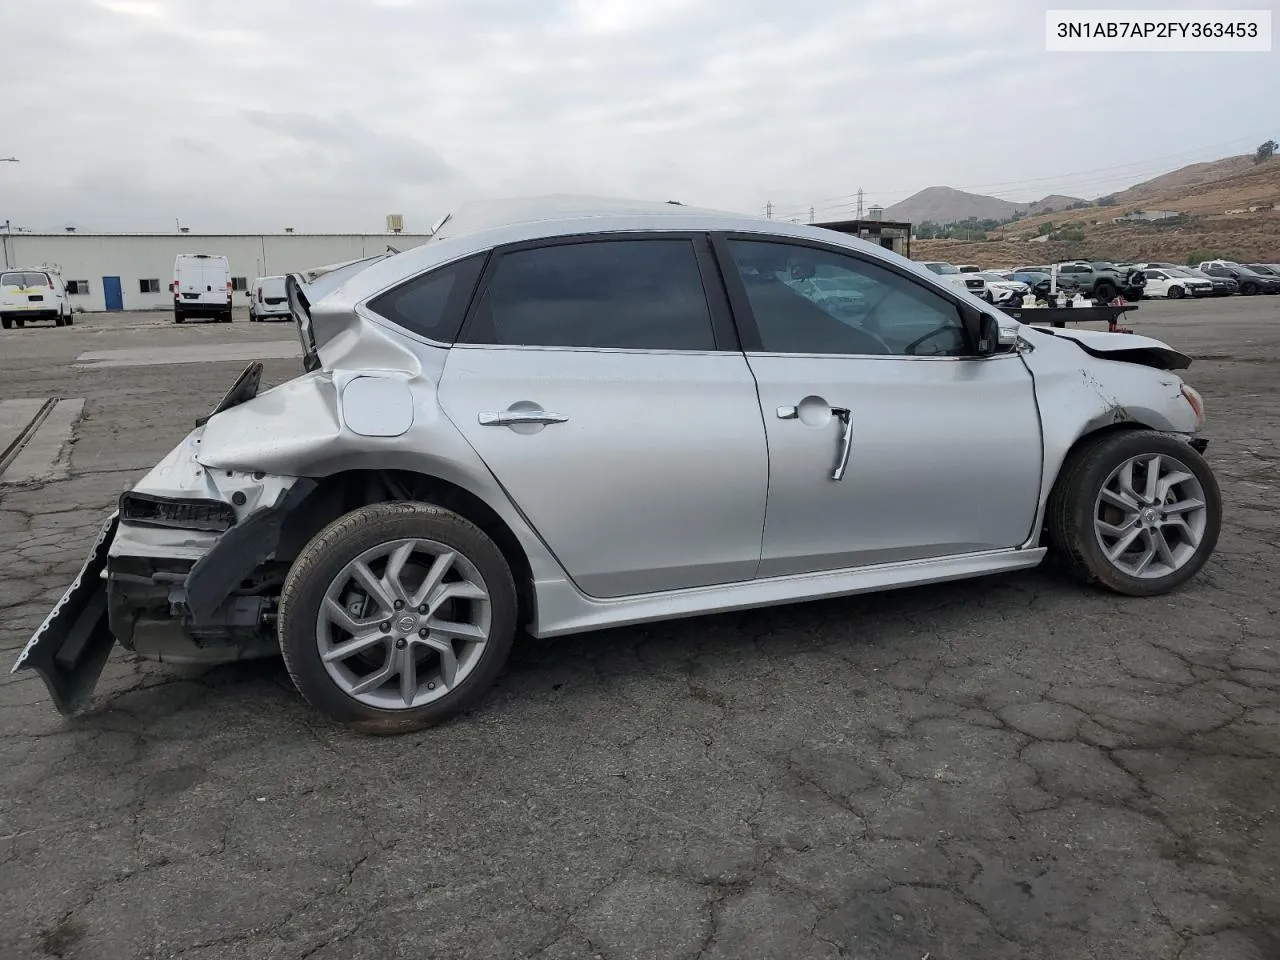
[
  {"left": 765, "top": 201, "right": 773, "bottom": 219},
  {"left": 809, "top": 206, "right": 815, "bottom": 224},
  {"left": 856, "top": 188, "right": 864, "bottom": 219}
]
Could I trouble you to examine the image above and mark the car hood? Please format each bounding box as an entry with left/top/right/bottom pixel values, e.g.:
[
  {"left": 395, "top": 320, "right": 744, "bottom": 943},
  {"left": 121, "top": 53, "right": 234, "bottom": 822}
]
[{"left": 1030, "top": 327, "right": 1192, "bottom": 371}]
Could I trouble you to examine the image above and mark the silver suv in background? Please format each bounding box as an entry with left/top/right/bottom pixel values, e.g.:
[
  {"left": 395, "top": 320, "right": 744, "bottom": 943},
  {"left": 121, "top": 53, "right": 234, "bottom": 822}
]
[{"left": 14, "top": 197, "right": 1221, "bottom": 734}]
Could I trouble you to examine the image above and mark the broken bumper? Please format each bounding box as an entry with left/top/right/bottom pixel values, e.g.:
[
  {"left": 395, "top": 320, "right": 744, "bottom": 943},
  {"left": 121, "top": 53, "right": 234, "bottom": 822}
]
[
  {"left": 9, "top": 512, "right": 119, "bottom": 714},
  {"left": 11, "top": 480, "right": 316, "bottom": 716}
]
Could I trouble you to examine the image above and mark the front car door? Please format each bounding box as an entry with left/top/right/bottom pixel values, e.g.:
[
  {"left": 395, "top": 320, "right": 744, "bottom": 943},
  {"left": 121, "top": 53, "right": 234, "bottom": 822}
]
[
  {"left": 714, "top": 235, "right": 1043, "bottom": 577},
  {"left": 438, "top": 234, "right": 769, "bottom": 598}
]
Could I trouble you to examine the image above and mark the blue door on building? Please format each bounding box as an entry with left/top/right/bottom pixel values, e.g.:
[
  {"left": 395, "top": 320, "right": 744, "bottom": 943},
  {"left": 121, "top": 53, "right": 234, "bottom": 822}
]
[{"left": 102, "top": 276, "right": 123, "bottom": 311}]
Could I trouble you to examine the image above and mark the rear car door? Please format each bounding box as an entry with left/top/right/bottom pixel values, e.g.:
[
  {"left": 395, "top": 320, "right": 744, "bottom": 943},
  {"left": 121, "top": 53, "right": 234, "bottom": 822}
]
[
  {"left": 715, "top": 236, "right": 1043, "bottom": 577},
  {"left": 438, "top": 234, "right": 769, "bottom": 598}
]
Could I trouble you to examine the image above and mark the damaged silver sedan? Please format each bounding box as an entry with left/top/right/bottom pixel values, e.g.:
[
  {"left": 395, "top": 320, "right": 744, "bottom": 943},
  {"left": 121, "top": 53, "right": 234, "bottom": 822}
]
[{"left": 13, "top": 197, "right": 1222, "bottom": 733}]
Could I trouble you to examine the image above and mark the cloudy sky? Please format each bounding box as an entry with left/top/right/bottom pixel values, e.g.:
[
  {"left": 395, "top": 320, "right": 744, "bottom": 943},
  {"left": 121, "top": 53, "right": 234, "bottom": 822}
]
[{"left": 3, "top": 0, "right": 1273, "bottom": 232}]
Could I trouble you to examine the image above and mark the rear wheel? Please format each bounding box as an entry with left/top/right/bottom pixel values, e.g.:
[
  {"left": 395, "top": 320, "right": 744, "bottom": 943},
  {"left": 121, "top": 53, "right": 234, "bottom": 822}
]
[
  {"left": 278, "top": 502, "right": 519, "bottom": 734},
  {"left": 1241, "top": 282, "right": 1258, "bottom": 295},
  {"left": 54, "top": 315, "right": 65, "bottom": 327},
  {"left": 1, "top": 317, "right": 11, "bottom": 330},
  {"left": 14, "top": 318, "right": 23, "bottom": 329},
  {"left": 1167, "top": 285, "right": 1184, "bottom": 300},
  {"left": 65, "top": 313, "right": 74, "bottom": 326},
  {"left": 1047, "top": 431, "right": 1220, "bottom": 596},
  {"left": 1093, "top": 281, "right": 1117, "bottom": 302},
  {"left": 174, "top": 308, "right": 185, "bottom": 324}
]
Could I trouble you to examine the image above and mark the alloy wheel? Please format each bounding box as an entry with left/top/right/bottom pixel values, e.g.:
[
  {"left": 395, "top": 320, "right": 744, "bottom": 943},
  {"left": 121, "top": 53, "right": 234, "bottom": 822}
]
[
  {"left": 316, "top": 538, "right": 491, "bottom": 709},
  {"left": 1093, "top": 453, "right": 1208, "bottom": 579}
]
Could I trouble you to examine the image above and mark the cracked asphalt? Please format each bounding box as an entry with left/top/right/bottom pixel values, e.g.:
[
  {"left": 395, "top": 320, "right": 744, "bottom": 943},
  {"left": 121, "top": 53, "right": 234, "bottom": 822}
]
[{"left": 1, "top": 300, "right": 1278, "bottom": 960}]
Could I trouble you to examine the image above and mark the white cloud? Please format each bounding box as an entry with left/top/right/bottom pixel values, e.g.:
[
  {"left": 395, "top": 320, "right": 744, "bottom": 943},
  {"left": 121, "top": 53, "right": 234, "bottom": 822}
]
[{"left": 3, "top": 0, "right": 1271, "bottom": 232}]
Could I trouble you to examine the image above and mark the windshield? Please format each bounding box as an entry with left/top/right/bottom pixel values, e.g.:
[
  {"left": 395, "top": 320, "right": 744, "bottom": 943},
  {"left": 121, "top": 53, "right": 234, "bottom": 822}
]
[
  {"left": 1013, "top": 272, "right": 1049, "bottom": 282},
  {"left": 924, "top": 263, "right": 959, "bottom": 274}
]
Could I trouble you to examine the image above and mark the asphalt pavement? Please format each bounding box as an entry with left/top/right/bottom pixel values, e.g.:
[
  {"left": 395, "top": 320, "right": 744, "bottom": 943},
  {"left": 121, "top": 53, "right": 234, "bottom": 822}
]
[{"left": 1, "top": 300, "right": 1277, "bottom": 960}]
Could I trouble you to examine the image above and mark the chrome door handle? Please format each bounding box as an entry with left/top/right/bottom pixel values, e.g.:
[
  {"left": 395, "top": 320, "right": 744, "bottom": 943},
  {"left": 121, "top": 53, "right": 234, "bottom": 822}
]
[
  {"left": 830, "top": 407, "right": 853, "bottom": 481},
  {"left": 777, "top": 403, "right": 853, "bottom": 480},
  {"left": 478, "top": 410, "right": 569, "bottom": 427}
]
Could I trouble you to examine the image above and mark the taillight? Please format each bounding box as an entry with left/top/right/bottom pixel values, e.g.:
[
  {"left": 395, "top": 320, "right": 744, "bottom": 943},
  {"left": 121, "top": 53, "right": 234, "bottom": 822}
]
[
  {"left": 48, "top": 278, "right": 54, "bottom": 289},
  {"left": 257, "top": 288, "right": 263, "bottom": 302}
]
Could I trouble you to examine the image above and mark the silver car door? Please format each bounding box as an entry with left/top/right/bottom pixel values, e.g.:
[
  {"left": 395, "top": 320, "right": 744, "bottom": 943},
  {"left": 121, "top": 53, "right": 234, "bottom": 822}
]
[
  {"left": 716, "top": 236, "right": 1043, "bottom": 578},
  {"left": 438, "top": 234, "right": 768, "bottom": 598}
]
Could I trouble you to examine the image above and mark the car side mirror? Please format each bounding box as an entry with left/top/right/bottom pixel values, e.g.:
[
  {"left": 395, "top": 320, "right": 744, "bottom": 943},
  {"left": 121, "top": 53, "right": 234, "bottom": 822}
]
[{"left": 963, "top": 310, "right": 1002, "bottom": 356}]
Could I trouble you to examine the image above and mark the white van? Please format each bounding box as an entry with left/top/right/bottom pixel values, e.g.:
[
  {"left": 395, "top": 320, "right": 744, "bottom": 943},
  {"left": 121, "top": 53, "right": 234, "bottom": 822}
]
[
  {"left": 0, "top": 269, "right": 72, "bottom": 329},
  {"left": 172, "top": 254, "right": 232, "bottom": 323},
  {"left": 248, "top": 275, "right": 290, "bottom": 321}
]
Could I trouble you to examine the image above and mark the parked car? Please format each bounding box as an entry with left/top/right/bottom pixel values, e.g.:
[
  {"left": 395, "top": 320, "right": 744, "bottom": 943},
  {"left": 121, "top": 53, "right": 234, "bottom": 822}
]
[
  {"left": 1056, "top": 261, "right": 1146, "bottom": 302},
  {"left": 172, "top": 253, "right": 233, "bottom": 323},
  {"left": 1198, "top": 261, "right": 1280, "bottom": 295},
  {"left": 919, "top": 261, "right": 990, "bottom": 300},
  {"left": 1141, "top": 268, "right": 1214, "bottom": 299},
  {"left": 975, "top": 272, "right": 1029, "bottom": 305},
  {"left": 1009, "top": 271, "right": 1056, "bottom": 299},
  {"left": 956, "top": 264, "right": 982, "bottom": 273},
  {"left": 1245, "top": 264, "right": 1280, "bottom": 279},
  {"left": 248, "top": 275, "right": 290, "bottom": 321},
  {"left": 1140, "top": 264, "right": 1237, "bottom": 297},
  {"left": 13, "top": 197, "right": 1221, "bottom": 733},
  {"left": 0, "top": 269, "right": 72, "bottom": 329}
]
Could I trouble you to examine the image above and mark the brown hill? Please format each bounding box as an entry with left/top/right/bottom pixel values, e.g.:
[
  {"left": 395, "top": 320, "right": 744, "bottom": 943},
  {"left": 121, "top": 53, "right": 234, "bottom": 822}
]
[
  {"left": 885, "top": 186, "right": 1021, "bottom": 224},
  {"left": 1108, "top": 154, "right": 1258, "bottom": 204},
  {"left": 1027, "top": 194, "right": 1088, "bottom": 213},
  {"left": 912, "top": 156, "right": 1280, "bottom": 267}
]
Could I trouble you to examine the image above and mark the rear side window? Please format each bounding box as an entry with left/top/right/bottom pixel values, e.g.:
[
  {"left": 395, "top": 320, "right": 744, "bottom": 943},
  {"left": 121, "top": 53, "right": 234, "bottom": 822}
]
[
  {"left": 0, "top": 273, "right": 22, "bottom": 286},
  {"left": 463, "top": 239, "right": 715, "bottom": 350},
  {"left": 367, "top": 253, "right": 487, "bottom": 343}
]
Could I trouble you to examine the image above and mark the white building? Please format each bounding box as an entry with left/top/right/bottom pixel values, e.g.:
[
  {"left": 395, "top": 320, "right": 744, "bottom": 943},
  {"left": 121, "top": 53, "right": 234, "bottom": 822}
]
[{"left": 0, "top": 230, "right": 432, "bottom": 312}]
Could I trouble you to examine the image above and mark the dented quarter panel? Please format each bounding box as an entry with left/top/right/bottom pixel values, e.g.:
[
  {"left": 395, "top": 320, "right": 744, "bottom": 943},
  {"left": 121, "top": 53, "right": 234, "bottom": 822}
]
[
  {"left": 191, "top": 343, "right": 570, "bottom": 586},
  {"left": 1019, "top": 328, "right": 1198, "bottom": 537}
]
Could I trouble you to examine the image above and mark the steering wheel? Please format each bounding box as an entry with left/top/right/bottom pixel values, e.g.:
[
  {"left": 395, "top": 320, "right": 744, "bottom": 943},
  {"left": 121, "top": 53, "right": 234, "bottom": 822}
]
[{"left": 903, "top": 324, "right": 961, "bottom": 356}]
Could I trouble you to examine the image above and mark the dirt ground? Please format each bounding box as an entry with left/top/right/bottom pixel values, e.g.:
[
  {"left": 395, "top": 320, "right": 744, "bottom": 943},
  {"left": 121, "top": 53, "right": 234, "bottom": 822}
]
[{"left": 1, "top": 298, "right": 1277, "bottom": 960}]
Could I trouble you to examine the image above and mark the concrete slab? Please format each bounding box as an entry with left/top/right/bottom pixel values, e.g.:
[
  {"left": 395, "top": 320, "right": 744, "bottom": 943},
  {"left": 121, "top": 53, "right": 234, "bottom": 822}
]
[
  {"left": 1, "top": 398, "right": 85, "bottom": 484},
  {"left": 74, "top": 341, "right": 300, "bottom": 369},
  {"left": 0, "top": 398, "right": 51, "bottom": 459}
]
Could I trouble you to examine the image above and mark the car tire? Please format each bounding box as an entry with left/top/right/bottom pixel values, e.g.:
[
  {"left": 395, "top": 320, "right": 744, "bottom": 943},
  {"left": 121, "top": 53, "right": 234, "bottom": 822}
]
[
  {"left": 278, "top": 501, "right": 519, "bottom": 735},
  {"left": 66, "top": 313, "right": 74, "bottom": 326},
  {"left": 1167, "top": 285, "right": 1183, "bottom": 299},
  {"left": 174, "top": 308, "right": 185, "bottom": 324},
  {"left": 1047, "top": 430, "right": 1221, "bottom": 597},
  {"left": 1093, "top": 282, "right": 1116, "bottom": 302},
  {"left": 54, "top": 315, "right": 64, "bottom": 327},
  {"left": 14, "top": 318, "right": 23, "bottom": 329},
  {"left": 1241, "top": 282, "right": 1258, "bottom": 296},
  {"left": 1, "top": 317, "right": 11, "bottom": 330}
]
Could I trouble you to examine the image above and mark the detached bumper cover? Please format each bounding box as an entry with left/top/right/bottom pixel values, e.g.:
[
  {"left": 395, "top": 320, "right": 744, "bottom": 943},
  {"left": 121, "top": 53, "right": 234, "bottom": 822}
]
[{"left": 10, "top": 512, "right": 119, "bottom": 714}]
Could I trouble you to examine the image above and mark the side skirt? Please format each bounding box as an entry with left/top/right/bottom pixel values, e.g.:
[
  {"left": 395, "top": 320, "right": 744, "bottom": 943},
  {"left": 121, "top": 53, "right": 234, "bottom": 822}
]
[{"left": 530, "top": 547, "right": 1047, "bottom": 638}]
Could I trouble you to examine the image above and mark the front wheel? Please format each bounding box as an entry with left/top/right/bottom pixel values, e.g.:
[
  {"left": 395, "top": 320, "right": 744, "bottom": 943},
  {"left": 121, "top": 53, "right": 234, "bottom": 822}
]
[
  {"left": 278, "top": 501, "right": 519, "bottom": 734},
  {"left": 1167, "top": 285, "right": 1184, "bottom": 300},
  {"left": 1093, "top": 282, "right": 1117, "bottom": 302},
  {"left": 1047, "top": 431, "right": 1221, "bottom": 596}
]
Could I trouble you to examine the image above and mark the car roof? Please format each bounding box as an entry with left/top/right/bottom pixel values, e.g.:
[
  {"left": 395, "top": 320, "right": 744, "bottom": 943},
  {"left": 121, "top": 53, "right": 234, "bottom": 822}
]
[{"left": 326, "top": 194, "right": 915, "bottom": 307}]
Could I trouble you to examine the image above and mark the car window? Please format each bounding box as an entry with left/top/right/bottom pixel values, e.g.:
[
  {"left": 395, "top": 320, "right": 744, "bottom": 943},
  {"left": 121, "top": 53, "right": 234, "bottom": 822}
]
[
  {"left": 726, "top": 239, "right": 967, "bottom": 358},
  {"left": 465, "top": 239, "right": 716, "bottom": 350},
  {"left": 367, "top": 253, "right": 487, "bottom": 344},
  {"left": 1145, "top": 271, "right": 1165, "bottom": 280},
  {"left": 25, "top": 272, "right": 50, "bottom": 287},
  {"left": 0, "top": 273, "right": 23, "bottom": 287}
]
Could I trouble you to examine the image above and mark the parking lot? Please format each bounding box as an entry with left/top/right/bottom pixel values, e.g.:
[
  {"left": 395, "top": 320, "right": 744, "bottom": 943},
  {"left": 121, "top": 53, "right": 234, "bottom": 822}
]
[{"left": 1, "top": 299, "right": 1277, "bottom": 960}]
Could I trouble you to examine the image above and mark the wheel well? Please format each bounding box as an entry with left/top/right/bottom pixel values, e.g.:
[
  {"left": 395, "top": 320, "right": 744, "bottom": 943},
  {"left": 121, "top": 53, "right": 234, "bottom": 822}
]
[
  {"left": 1043, "top": 421, "right": 1148, "bottom": 530},
  {"left": 277, "top": 469, "right": 536, "bottom": 629}
]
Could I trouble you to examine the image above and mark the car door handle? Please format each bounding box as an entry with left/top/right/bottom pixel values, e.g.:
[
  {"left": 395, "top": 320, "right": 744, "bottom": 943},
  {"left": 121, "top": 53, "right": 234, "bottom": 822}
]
[
  {"left": 478, "top": 410, "right": 569, "bottom": 427},
  {"left": 777, "top": 404, "right": 853, "bottom": 480}
]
